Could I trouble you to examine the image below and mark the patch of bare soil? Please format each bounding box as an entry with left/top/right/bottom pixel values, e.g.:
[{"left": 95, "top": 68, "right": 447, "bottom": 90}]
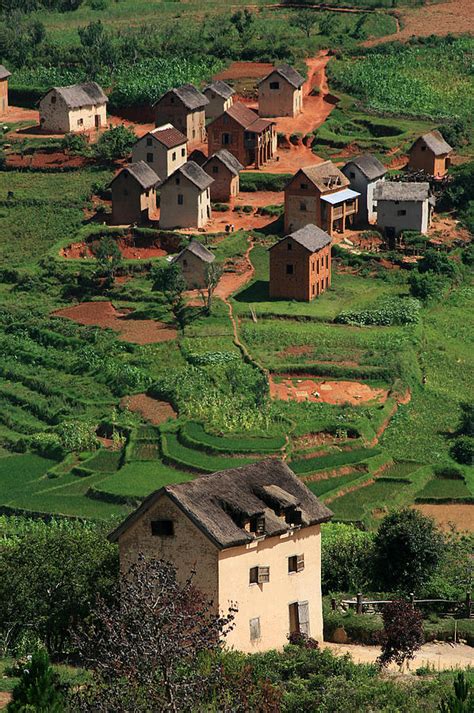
[
  {"left": 277, "top": 345, "right": 314, "bottom": 358},
  {"left": 215, "top": 61, "right": 274, "bottom": 81},
  {"left": 301, "top": 464, "right": 368, "bottom": 483},
  {"left": 428, "top": 213, "right": 472, "bottom": 247},
  {"left": 7, "top": 151, "right": 90, "bottom": 169},
  {"left": 322, "top": 642, "right": 474, "bottom": 671},
  {"left": 414, "top": 504, "right": 474, "bottom": 533},
  {"left": 214, "top": 240, "right": 255, "bottom": 301},
  {"left": 60, "top": 234, "right": 169, "bottom": 260},
  {"left": 0, "top": 692, "right": 11, "bottom": 710},
  {"left": 269, "top": 376, "right": 388, "bottom": 405},
  {"left": 121, "top": 394, "right": 176, "bottom": 424},
  {"left": 201, "top": 191, "right": 284, "bottom": 234},
  {"left": 52, "top": 301, "right": 177, "bottom": 345}
]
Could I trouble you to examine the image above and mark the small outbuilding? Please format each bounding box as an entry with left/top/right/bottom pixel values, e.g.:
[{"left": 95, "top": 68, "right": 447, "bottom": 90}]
[
  {"left": 207, "top": 102, "right": 276, "bottom": 169},
  {"left": 153, "top": 84, "right": 208, "bottom": 145},
  {"left": 258, "top": 64, "right": 305, "bottom": 118},
  {"left": 132, "top": 124, "right": 187, "bottom": 181},
  {"left": 408, "top": 131, "right": 453, "bottom": 177},
  {"left": 203, "top": 149, "right": 244, "bottom": 202},
  {"left": 373, "top": 181, "right": 434, "bottom": 242},
  {"left": 203, "top": 80, "right": 235, "bottom": 121},
  {"left": 39, "top": 81, "right": 107, "bottom": 134},
  {"left": 342, "top": 154, "right": 387, "bottom": 225},
  {"left": 269, "top": 224, "right": 332, "bottom": 302},
  {"left": 171, "top": 238, "right": 215, "bottom": 289},
  {"left": 0, "top": 65, "right": 12, "bottom": 116},
  {"left": 159, "top": 160, "right": 213, "bottom": 230},
  {"left": 110, "top": 161, "right": 160, "bottom": 226}
]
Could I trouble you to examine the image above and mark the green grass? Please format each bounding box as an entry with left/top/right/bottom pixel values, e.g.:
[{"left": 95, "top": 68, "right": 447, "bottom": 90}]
[
  {"left": 329, "top": 479, "right": 409, "bottom": 522},
  {"left": 83, "top": 449, "right": 122, "bottom": 472},
  {"left": 161, "top": 431, "right": 258, "bottom": 473},
  {"left": 180, "top": 421, "right": 285, "bottom": 454},
  {"left": 291, "top": 447, "right": 380, "bottom": 475},
  {"left": 416, "top": 476, "right": 472, "bottom": 502},
  {"left": 306, "top": 472, "right": 364, "bottom": 497},
  {"left": 96, "top": 460, "right": 192, "bottom": 499}
]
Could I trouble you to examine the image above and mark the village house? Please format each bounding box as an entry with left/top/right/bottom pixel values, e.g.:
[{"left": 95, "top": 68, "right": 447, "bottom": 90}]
[
  {"left": 342, "top": 154, "right": 386, "bottom": 225},
  {"left": 207, "top": 102, "right": 277, "bottom": 169},
  {"left": 285, "top": 161, "right": 360, "bottom": 237},
  {"left": 373, "top": 181, "right": 434, "bottom": 243},
  {"left": 269, "top": 225, "right": 332, "bottom": 302},
  {"left": 132, "top": 124, "right": 187, "bottom": 181},
  {"left": 108, "top": 459, "right": 332, "bottom": 653},
  {"left": 203, "top": 149, "right": 244, "bottom": 202},
  {"left": 203, "top": 80, "right": 235, "bottom": 121},
  {"left": 0, "top": 65, "right": 11, "bottom": 116},
  {"left": 159, "top": 160, "right": 213, "bottom": 230},
  {"left": 258, "top": 64, "right": 305, "bottom": 118},
  {"left": 170, "top": 238, "right": 215, "bottom": 289},
  {"left": 39, "top": 81, "right": 107, "bottom": 133},
  {"left": 109, "top": 161, "right": 159, "bottom": 225},
  {"left": 408, "top": 130, "right": 453, "bottom": 177},
  {"left": 153, "top": 84, "right": 208, "bottom": 145}
]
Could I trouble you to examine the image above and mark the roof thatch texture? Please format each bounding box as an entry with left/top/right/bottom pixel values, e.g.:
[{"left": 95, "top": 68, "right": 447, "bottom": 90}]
[
  {"left": 204, "top": 80, "right": 235, "bottom": 99},
  {"left": 416, "top": 130, "right": 453, "bottom": 156},
  {"left": 171, "top": 238, "right": 215, "bottom": 265},
  {"left": 111, "top": 161, "right": 160, "bottom": 189},
  {"left": 343, "top": 154, "right": 387, "bottom": 181},
  {"left": 156, "top": 84, "right": 208, "bottom": 110},
  {"left": 47, "top": 81, "right": 107, "bottom": 108},
  {"left": 260, "top": 64, "right": 305, "bottom": 89},
  {"left": 205, "top": 149, "right": 244, "bottom": 176},
  {"left": 374, "top": 181, "right": 431, "bottom": 202},
  {"left": 270, "top": 224, "right": 331, "bottom": 253},
  {"left": 0, "top": 65, "right": 11, "bottom": 80},
  {"left": 298, "top": 161, "right": 349, "bottom": 192}
]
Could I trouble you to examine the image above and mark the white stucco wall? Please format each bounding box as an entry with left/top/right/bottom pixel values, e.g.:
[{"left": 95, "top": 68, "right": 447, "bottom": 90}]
[
  {"left": 132, "top": 135, "right": 187, "bottom": 181},
  {"left": 376, "top": 198, "right": 429, "bottom": 235},
  {"left": 39, "top": 90, "right": 106, "bottom": 133}
]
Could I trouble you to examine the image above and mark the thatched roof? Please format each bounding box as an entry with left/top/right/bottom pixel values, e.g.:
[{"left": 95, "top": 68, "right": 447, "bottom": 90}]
[
  {"left": 414, "top": 130, "right": 452, "bottom": 156},
  {"left": 374, "top": 181, "right": 431, "bottom": 202},
  {"left": 45, "top": 81, "right": 107, "bottom": 108},
  {"left": 171, "top": 238, "right": 215, "bottom": 265},
  {"left": 155, "top": 84, "right": 208, "bottom": 110},
  {"left": 110, "top": 161, "right": 160, "bottom": 190},
  {"left": 204, "top": 80, "right": 235, "bottom": 100},
  {"left": 205, "top": 149, "right": 244, "bottom": 176},
  {"left": 297, "top": 161, "right": 349, "bottom": 192},
  {"left": 343, "top": 154, "right": 386, "bottom": 181},
  {"left": 269, "top": 224, "right": 331, "bottom": 253},
  {"left": 175, "top": 160, "right": 213, "bottom": 190},
  {"left": 109, "top": 459, "right": 333, "bottom": 549},
  {"left": 0, "top": 65, "right": 11, "bottom": 80},
  {"left": 259, "top": 64, "right": 305, "bottom": 89}
]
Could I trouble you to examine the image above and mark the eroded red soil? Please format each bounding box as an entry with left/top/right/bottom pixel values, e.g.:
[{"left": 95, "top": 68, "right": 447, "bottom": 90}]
[
  {"left": 121, "top": 394, "right": 177, "bottom": 424},
  {"left": 414, "top": 504, "right": 474, "bottom": 533},
  {"left": 7, "top": 151, "right": 90, "bottom": 169},
  {"left": 269, "top": 376, "right": 388, "bottom": 405}
]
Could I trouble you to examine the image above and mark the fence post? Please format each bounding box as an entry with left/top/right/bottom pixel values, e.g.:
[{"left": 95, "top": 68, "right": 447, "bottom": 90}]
[
  {"left": 356, "top": 592, "right": 363, "bottom": 615},
  {"left": 409, "top": 593, "right": 415, "bottom": 606},
  {"left": 331, "top": 597, "right": 337, "bottom": 612},
  {"left": 466, "top": 591, "right": 471, "bottom": 619}
]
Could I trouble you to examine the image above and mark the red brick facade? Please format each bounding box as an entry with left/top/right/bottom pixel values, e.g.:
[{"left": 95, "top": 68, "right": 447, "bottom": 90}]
[
  {"left": 269, "top": 236, "right": 331, "bottom": 302},
  {"left": 207, "top": 103, "right": 276, "bottom": 169}
]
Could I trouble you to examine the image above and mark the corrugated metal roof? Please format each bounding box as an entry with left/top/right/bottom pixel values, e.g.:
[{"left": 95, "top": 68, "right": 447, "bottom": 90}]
[{"left": 321, "top": 188, "right": 360, "bottom": 205}]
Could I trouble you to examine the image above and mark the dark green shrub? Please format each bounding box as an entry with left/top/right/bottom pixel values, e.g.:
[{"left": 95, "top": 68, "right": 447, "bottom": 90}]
[
  {"left": 409, "top": 271, "right": 447, "bottom": 303},
  {"left": 7, "top": 648, "right": 63, "bottom": 713},
  {"left": 450, "top": 436, "right": 474, "bottom": 465},
  {"left": 93, "top": 125, "right": 136, "bottom": 162},
  {"left": 321, "top": 523, "right": 374, "bottom": 593}
]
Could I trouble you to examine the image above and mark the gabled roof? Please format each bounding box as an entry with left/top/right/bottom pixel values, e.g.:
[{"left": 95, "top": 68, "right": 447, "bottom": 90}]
[
  {"left": 149, "top": 125, "right": 187, "bottom": 149},
  {"left": 343, "top": 154, "right": 387, "bottom": 181},
  {"left": 270, "top": 224, "right": 331, "bottom": 253},
  {"left": 171, "top": 238, "right": 215, "bottom": 265},
  {"left": 44, "top": 81, "right": 107, "bottom": 108},
  {"left": 0, "top": 65, "right": 11, "bottom": 80},
  {"left": 108, "top": 459, "right": 333, "bottom": 549},
  {"left": 163, "top": 160, "right": 213, "bottom": 191},
  {"left": 155, "top": 84, "right": 208, "bottom": 110},
  {"left": 205, "top": 149, "right": 244, "bottom": 176},
  {"left": 204, "top": 80, "right": 235, "bottom": 100},
  {"left": 260, "top": 64, "right": 305, "bottom": 89},
  {"left": 373, "top": 181, "right": 431, "bottom": 202},
  {"left": 188, "top": 149, "right": 207, "bottom": 166},
  {"left": 225, "top": 101, "right": 261, "bottom": 128},
  {"left": 295, "top": 161, "right": 349, "bottom": 192},
  {"left": 110, "top": 161, "right": 160, "bottom": 190},
  {"left": 414, "top": 130, "right": 453, "bottom": 156}
]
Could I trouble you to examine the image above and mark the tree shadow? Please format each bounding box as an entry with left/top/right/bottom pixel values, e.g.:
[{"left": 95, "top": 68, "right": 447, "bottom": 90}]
[{"left": 234, "top": 280, "right": 271, "bottom": 303}]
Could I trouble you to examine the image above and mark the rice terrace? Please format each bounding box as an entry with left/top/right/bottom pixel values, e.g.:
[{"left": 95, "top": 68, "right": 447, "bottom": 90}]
[{"left": 0, "top": 0, "right": 473, "bottom": 707}]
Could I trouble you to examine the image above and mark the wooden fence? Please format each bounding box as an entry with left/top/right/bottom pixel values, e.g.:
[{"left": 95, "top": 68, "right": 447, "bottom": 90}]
[{"left": 331, "top": 591, "right": 472, "bottom": 619}]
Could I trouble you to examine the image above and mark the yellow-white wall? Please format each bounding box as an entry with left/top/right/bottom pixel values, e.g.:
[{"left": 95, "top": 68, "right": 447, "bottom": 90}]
[
  {"left": 160, "top": 176, "right": 211, "bottom": 229},
  {"left": 132, "top": 135, "right": 187, "bottom": 181},
  {"left": 39, "top": 91, "right": 106, "bottom": 133}
]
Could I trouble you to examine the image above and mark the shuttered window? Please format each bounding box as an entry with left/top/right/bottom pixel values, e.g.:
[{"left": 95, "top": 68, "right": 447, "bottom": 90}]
[
  {"left": 288, "top": 554, "right": 304, "bottom": 573},
  {"left": 249, "top": 617, "right": 261, "bottom": 641},
  {"left": 249, "top": 566, "right": 270, "bottom": 584},
  {"left": 298, "top": 601, "right": 310, "bottom": 636}
]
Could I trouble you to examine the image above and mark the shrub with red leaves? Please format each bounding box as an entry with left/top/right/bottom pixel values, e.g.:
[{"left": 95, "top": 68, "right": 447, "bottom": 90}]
[{"left": 377, "top": 599, "right": 424, "bottom": 669}]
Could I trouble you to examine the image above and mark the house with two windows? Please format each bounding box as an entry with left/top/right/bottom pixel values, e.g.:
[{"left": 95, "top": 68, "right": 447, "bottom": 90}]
[
  {"left": 109, "top": 459, "right": 333, "bottom": 652},
  {"left": 0, "top": 65, "right": 11, "bottom": 116},
  {"left": 170, "top": 238, "right": 215, "bottom": 289},
  {"left": 159, "top": 160, "right": 213, "bottom": 229},
  {"left": 39, "top": 81, "right": 108, "bottom": 133},
  {"left": 132, "top": 124, "right": 187, "bottom": 181},
  {"left": 342, "top": 154, "right": 386, "bottom": 225},
  {"left": 203, "top": 80, "right": 235, "bottom": 121},
  {"left": 285, "top": 161, "right": 360, "bottom": 237},
  {"left": 269, "top": 225, "right": 332, "bottom": 302},
  {"left": 203, "top": 149, "right": 244, "bottom": 202},
  {"left": 373, "top": 181, "right": 435, "bottom": 243},
  {"left": 153, "top": 84, "right": 208, "bottom": 145},
  {"left": 109, "top": 161, "right": 160, "bottom": 225},
  {"left": 258, "top": 64, "right": 305, "bottom": 118},
  {"left": 407, "top": 130, "right": 453, "bottom": 178}
]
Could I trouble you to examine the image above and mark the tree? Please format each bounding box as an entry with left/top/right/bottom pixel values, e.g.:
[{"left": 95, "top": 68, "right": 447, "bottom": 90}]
[
  {"left": 92, "top": 236, "right": 122, "bottom": 282},
  {"left": 71, "top": 557, "right": 236, "bottom": 712},
  {"left": 321, "top": 522, "right": 374, "bottom": 593},
  {"left": 93, "top": 125, "right": 136, "bottom": 162},
  {"left": 373, "top": 508, "right": 444, "bottom": 592},
  {"left": 418, "top": 249, "right": 457, "bottom": 278},
  {"left": 450, "top": 436, "right": 474, "bottom": 465},
  {"left": 439, "top": 672, "right": 474, "bottom": 713},
  {"left": 152, "top": 262, "right": 187, "bottom": 325},
  {"left": 377, "top": 600, "right": 424, "bottom": 670},
  {"left": 61, "top": 132, "right": 89, "bottom": 155},
  {"left": 457, "top": 403, "right": 474, "bottom": 437},
  {"left": 7, "top": 649, "right": 63, "bottom": 713},
  {"left": 289, "top": 10, "right": 319, "bottom": 38},
  {"left": 203, "top": 262, "right": 223, "bottom": 314},
  {"left": 409, "top": 271, "right": 447, "bottom": 303}
]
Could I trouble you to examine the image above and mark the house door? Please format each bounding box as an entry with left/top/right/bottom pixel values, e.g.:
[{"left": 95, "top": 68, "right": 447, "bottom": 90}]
[
  {"left": 385, "top": 226, "right": 396, "bottom": 250},
  {"left": 289, "top": 601, "right": 310, "bottom": 637},
  {"left": 95, "top": 114, "right": 101, "bottom": 128}
]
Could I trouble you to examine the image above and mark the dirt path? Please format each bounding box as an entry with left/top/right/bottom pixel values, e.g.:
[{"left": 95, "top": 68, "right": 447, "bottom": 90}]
[
  {"left": 214, "top": 239, "right": 256, "bottom": 302},
  {"left": 323, "top": 641, "right": 474, "bottom": 671}
]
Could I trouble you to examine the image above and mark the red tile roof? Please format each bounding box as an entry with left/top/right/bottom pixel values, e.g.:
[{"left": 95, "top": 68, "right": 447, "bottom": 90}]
[{"left": 151, "top": 126, "right": 187, "bottom": 148}]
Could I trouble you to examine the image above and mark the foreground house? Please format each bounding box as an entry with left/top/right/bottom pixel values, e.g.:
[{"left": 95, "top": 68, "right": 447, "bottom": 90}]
[
  {"left": 132, "top": 124, "right": 187, "bottom": 181},
  {"left": 153, "top": 84, "right": 208, "bottom": 145},
  {"left": 285, "top": 161, "right": 360, "bottom": 236},
  {"left": 159, "top": 160, "right": 213, "bottom": 229},
  {"left": 408, "top": 131, "right": 453, "bottom": 177},
  {"left": 110, "top": 161, "right": 159, "bottom": 225},
  {"left": 171, "top": 238, "right": 215, "bottom": 289},
  {"left": 342, "top": 154, "right": 386, "bottom": 225},
  {"left": 258, "top": 64, "right": 304, "bottom": 118},
  {"left": 269, "top": 225, "right": 331, "bottom": 302},
  {"left": 109, "top": 459, "right": 332, "bottom": 653},
  {"left": 203, "top": 80, "right": 235, "bottom": 121},
  {"left": 39, "top": 81, "right": 107, "bottom": 133},
  {"left": 203, "top": 149, "right": 244, "bottom": 202},
  {"left": 373, "top": 181, "right": 434, "bottom": 241},
  {"left": 207, "top": 102, "right": 276, "bottom": 169},
  {"left": 0, "top": 65, "right": 11, "bottom": 116}
]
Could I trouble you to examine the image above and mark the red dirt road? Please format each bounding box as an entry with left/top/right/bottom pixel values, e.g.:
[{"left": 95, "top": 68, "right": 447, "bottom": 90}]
[
  {"left": 121, "top": 394, "right": 176, "bottom": 424},
  {"left": 52, "top": 301, "right": 177, "bottom": 345},
  {"left": 270, "top": 376, "right": 388, "bottom": 405}
]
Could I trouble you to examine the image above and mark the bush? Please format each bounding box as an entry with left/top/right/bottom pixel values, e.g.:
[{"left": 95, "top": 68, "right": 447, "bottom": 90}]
[
  {"left": 239, "top": 172, "right": 291, "bottom": 192},
  {"left": 418, "top": 249, "right": 457, "bottom": 278},
  {"left": 378, "top": 600, "right": 424, "bottom": 669},
  {"left": 321, "top": 523, "right": 374, "bottom": 594},
  {"left": 450, "top": 436, "right": 474, "bottom": 465},
  {"left": 409, "top": 271, "right": 447, "bottom": 303},
  {"left": 7, "top": 648, "right": 63, "bottom": 713},
  {"left": 61, "top": 133, "right": 89, "bottom": 155},
  {"left": 93, "top": 125, "right": 136, "bottom": 162},
  {"left": 335, "top": 297, "right": 421, "bottom": 326}
]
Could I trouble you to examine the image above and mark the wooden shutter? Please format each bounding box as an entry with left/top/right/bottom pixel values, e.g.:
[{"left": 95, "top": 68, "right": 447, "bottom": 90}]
[
  {"left": 298, "top": 601, "right": 310, "bottom": 637},
  {"left": 249, "top": 617, "right": 261, "bottom": 641},
  {"left": 296, "top": 554, "right": 305, "bottom": 572},
  {"left": 258, "top": 566, "right": 270, "bottom": 584}
]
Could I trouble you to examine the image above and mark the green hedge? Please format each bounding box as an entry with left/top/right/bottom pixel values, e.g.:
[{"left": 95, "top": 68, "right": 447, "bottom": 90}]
[
  {"left": 179, "top": 421, "right": 285, "bottom": 454},
  {"left": 269, "top": 363, "right": 395, "bottom": 382},
  {"left": 291, "top": 448, "right": 381, "bottom": 475}
]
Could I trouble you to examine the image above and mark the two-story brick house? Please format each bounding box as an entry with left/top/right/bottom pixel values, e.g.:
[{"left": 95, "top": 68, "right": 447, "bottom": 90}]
[
  {"left": 159, "top": 160, "right": 213, "bottom": 230},
  {"left": 109, "top": 459, "right": 333, "bottom": 653},
  {"left": 269, "top": 225, "right": 332, "bottom": 302},
  {"left": 408, "top": 130, "right": 453, "bottom": 177},
  {"left": 284, "top": 161, "right": 360, "bottom": 237},
  {"left": 203, "top": 149, "right": 244, "bottom": 202},
  {"left": 0, "top": 65, "right": 11, "bottom": 116},
  {"left": 258, "top": 64, "right": 304, "bottom": 118},
  {"left": 153, "top": 85, "right": 208, "bottom": 145},
  {"left": 203, "top": 80, "right": 235, "bottom": 121},
  {"left": 110, "top": 161, "right": 159, "bottom": 225},
  {"left": 207, "top": 102, "right": 277, "bottom": 169},
  {"left": 132, "top": 124, "right": 187, "bottom": 181}
]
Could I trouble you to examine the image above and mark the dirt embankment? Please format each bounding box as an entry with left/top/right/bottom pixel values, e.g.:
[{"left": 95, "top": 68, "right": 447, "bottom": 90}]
[
  {"left": 61, "top": 233, "right": 170, "bottom": 261},
  {"left": 121, "top": 394, "right": 176, "bottom": 424},
  {"left": 269, "top": 376, "right": 388, "bottom": 406}
]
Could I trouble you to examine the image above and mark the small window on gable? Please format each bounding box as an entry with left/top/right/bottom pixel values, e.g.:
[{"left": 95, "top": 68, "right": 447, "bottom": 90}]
[
  {"left": 421, "top": 145, "right": 426, "bottom": 151},
  {"left": 397, "top": 209, "right": 407, "bottom": 216},
  {"left": 288, "top": 554, "right": 305, "bottom": 573},
  {"left": 300, "top": 183, "right": 308, "bottom": 190},
  {"left": 176, "top": 177, "right": 180, "bottom": 185},
  {"left": 170, "top": 97, "right": 175, "bottom": 104},
  {"left": 177, "top": 194, "right": 184, "bottom": 205},
  {"left": 212, "top": 165, "right": 219, "bottom": 174},
  {"left": 270, "top": 81, "right": 280, "bottom": 90},
  {"left": 146, "top": 137, "right": 152, "bottom": 146},
  {"left": 51, "top": 95, "right": 57, "bottom": 104},
  {"left": 287, "top": 241, "right": 292, "bottom": 250},
  {"left": 286, "top": 264, "right": 294, "bottom": 275},
  {"left": 249, "top": 515, "right": 265, "bottom": 536},
  {"left": 123, "top": 189, "right": 128, "bottom": 196},
  {"left": 145, "top": 189, "right": 149, "bottom": 197},
  {"left": 151, "top": 520, "right": 174, "bottom": 536},
  {"left": 172, "top": 151, "right": 176, "bottom": 160},
  {"left": 250, "top": 617, "right": 261, "bottom": 641},
  {"left": 147, "top": 153, "right": 153, "bottom": 163},
  {"left": 300, "top": 202, "right": 307, "bottom": 212},
  {"left": 77, "top": 118, "right": 83, "bottom": 126},
  {"left": 183, "top": 259, "right": 187, "bottom": 267},
  {"left": 350, "top": 171, "right": 356, "bottom": 179},
  {"left": 249, "top": 566, "right": 270, "bottom": 585}
]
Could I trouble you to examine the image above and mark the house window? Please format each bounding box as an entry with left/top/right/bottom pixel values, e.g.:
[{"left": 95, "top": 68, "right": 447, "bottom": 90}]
[
  {"left": 77, "top": 118, "right": 83, "bottom": 126},
  {"left": 249, "top": 566, "right": 270, "bottom": 585},
  {"left": 223, "top": 114, "right": 229, "bottom": 125},
  {"left": 123, "top": 189, "right": 128, "bottom": 196},
  {"left": 192, "top": 129, "right": 196, "bottom": 139},
  {"left": 421, "top": 145, "right": 426, "bottom": 151},
  {"left": 250, "top": 617, "right": 261, "bottom": 641},
  {"left": 147, "top": 153, "right": 153, "bottom": 163},
  {"left": 312, "top": 262, "right": 315, "bottom": 272},
  {"left": 286, "top": 264, "right": 294, "bottom": 275},
  {"left": 288, "top": 554, "right": 305, "bottom": 573},
  {"left": 151, "top": 520, "right": 174, "bottom": 536},
  {"left": 212, "top": 165, "right": 219, "bottom": 174},
  {"left": 249, "top": 515, "right": 265, "bottom": 536},
  {"left": 175, "top": 177, "right": 180, "bottom": 185},
  {"left": 145, "top": 190, "right": 149, "bottom": 197},
  {"left": 350, "top": 171, "right": 355, "bottom": 179},
  {"left": 177, "top": 194, "right": 184, "bottom": 205},
  {"left": 325, "top": 254, "right": 328, "bottom": 268},
  {"left": 300, "top": 202, "right": 307, "bottom": 212},
  {"left": 289, "top": 601, "right": 310, "bottom": 636},
  {"left": 170, "top": 97, "right": 175, "bottom": 103},
  {"left": 287, "top": 241, "right": 292, "bottom": 250},
  {"left": 172, "top": 151, "right": 176, "bottom": 160},
  {"left": 270, "top": 81, "right": 280, "bottom": 90},
  {"left": 181, "top": 148, "right": 186, "bottom": 157},
  {"left": 222, "top": 133, "right": 231, "bottom": 145},
  {"left": 183, "top": 259, "right": 187, "bottom": 267},
  {"left": 312, "top": 284, "right": 315, "bottom": 296},
  {"left": 300, "top": 183, "right": 308, "bottom": 190},
  {"left": 397, "top": 209, "right": 407, "bottom": 216},
  {"left": 146, "top": 138, "right": 152, "bottom": 146}
]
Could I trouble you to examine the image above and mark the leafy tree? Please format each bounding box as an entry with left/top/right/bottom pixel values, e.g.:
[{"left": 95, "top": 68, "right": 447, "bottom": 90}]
[
  {"left": 93, "top": 125, "right": 136, "bottom": 162},
  {"left": 289, "top": 10, "right": 319, "bottom": 38},
  {"left": 78, "top": 20, "right": 115, "bottom": 75},
  {"left": 92, "top": 236, "right": 122, "bottom": 281},
  {"left": 409, "top": 271, "right": 447, "bottom": 303},
  {"left": 7, "top": 649, "right": 63, "bottom": 713},
  {"left": 373, "top": 508, "right": 444, "bottom": 593},
  {"left": 439, "top": 672, "right": 474, "bottom": 713},
  {"left": 71, "top": 556, "right": 236, "bottom": 712},
  {"left": 450, "top": 436, "right": 474, "bottom": 465},
  {"left": 418, "top": 249, "right": 457, "bottom": 278},
  {"left": 457, "top": 403, "right": 474, "bottom": 437},
  {"left": 152, "top": 262, "right": 186, "bottom": 325},
  {"left": 377, "top": 600, "right": 423, "bottom": 669},
  {"left": 461, "top": 242, "right": 474, "bottom": 266},
  {"left": 61, "top": 132, "right": 88, "bottom": 155},
  {"left": 230, "top": 9, "right": 255, "bottom": 42},
  {"left": 321, "top": 522, "right": 374, "bottom": 593},
  {"left": 203, "top": 262, "right": 223, "bottom": 315},
  {"left": 440, "top": 118, "right": 470, "bottom": 150}
]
